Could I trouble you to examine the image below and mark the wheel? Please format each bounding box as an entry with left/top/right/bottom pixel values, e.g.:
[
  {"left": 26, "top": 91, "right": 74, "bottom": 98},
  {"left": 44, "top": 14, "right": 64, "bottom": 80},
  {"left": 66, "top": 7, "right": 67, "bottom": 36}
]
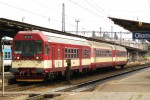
[{"left": 120, "top": 65, "right": 124, "bottom": 69}]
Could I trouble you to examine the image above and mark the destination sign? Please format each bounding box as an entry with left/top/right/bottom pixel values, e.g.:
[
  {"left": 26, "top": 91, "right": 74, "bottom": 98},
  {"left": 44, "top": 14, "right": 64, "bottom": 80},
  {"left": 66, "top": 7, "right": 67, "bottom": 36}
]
[{"left": 132, "top": 31, "right": 150, "bottom": 39}]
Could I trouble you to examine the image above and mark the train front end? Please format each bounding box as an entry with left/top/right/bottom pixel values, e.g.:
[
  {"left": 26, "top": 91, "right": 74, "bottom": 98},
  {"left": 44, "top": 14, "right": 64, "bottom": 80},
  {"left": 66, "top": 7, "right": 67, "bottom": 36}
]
[{"left": 10, "top": 31, "right": 49, "bottom": 82}]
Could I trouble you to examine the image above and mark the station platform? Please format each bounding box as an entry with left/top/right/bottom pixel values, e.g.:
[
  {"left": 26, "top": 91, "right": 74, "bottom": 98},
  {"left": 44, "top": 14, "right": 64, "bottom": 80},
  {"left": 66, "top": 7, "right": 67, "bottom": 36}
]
[
  {"left": 52, "top": 65, "right": 150, "bottom": 100},
  {"left": 0, "top": 72, "right": 14, "bottom": 86},
  {"left": 0, "top": 61, "right": 150, "bottom": 100}
]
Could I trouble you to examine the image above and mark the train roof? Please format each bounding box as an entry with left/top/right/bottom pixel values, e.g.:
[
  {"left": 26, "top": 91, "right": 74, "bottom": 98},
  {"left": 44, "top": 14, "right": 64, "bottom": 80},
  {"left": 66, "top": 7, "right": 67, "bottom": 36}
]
[
  {"left": 14, "top": 31, "right": 90, "bottom": 47},
  {"left": 88, "top": 41, "right": 127, "bottom": 51},
  {"left": 88, "top": 41, "right": 112, "bottom": 49},
  {"left": 115, "top": 45, "right": 126, "bottom": 51},
  {"left": 43, "top": 32, "right": 90, "bottom": 47}
]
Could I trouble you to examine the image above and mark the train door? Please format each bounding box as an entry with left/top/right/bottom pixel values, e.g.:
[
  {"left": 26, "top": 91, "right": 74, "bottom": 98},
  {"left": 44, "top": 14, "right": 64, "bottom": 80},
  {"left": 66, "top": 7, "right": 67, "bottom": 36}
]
[
  {"left": 79, "top": 47, "right": 82, "bottom": 72},
  {"left": 57, "top": 45, "right": 62, "bottom": 68},
  {"left": 94, "top": 48, "right": 96, "bottom": 67},
  {"left": 113, "top": 50, "right": 116, "bottom": 66},
  {"left": 61, "top": 46, "right": 65, "bottom": 75},
  {"left": 51, "top": 45, "right": 55, "bottom": 69},
  {"left": 45, "top": 43, "right": 50, "bottom": 68},
  {"left": 62, "top": 46, "right": 64, "bottom": 68},
  {"left": 111, "top": 45, "right": 116, "bottom": 67}
]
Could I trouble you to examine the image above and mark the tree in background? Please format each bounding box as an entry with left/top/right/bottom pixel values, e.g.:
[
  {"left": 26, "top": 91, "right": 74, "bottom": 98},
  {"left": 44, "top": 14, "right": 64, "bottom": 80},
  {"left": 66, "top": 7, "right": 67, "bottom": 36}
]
[
  {"left": 103, "top": 32, "right": 106, "bottom": 39},
  {"left": 114, "top": 32, "right": 118, "bottom": 40},
  {"left": 92, "top": 31, "right": 96, "bottom": 38},
  {"left": 139, "top": 39, "right": 146, "bottom": 44},
  {"left": 103, "top": 32, "right": 110, "bottom": 39}
]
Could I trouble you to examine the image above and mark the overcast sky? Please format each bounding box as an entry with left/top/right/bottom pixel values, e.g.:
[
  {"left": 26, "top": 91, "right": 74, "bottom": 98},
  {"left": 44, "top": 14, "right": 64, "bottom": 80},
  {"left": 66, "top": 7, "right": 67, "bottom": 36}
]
[{"left": 0, "top": 0, "right": 150, "bottom": 38}]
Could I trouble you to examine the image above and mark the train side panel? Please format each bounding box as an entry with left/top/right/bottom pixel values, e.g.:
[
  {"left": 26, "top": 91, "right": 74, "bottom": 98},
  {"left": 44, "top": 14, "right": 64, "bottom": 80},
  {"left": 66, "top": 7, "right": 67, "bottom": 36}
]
[
  {"left": 89, "top": 41, "right": 113, "bottom": 69},
  {"left": 115, "top": 46, "right": 128, "bottom": 66}
]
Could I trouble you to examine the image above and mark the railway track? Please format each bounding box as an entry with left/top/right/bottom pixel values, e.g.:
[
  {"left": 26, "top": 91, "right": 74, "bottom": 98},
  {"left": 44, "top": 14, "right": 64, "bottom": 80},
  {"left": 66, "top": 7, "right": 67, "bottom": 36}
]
[
  {"left": 0, "top": 76, "right": 64, "bottom": 92},
  {"left": 6, "top": 83, "right": 43, "bottom": 92},
  {"left": 57, "top": 64, "right": 150, "bottom": 92},
  {"left": 0, "top": 83, "right": 20, "bottom": 91},
  {"left": 25, "top": 64, "right": 150, "bottom": 100},
  {"left": 0, "top": 82, "right": 49, "bottom": 92}
]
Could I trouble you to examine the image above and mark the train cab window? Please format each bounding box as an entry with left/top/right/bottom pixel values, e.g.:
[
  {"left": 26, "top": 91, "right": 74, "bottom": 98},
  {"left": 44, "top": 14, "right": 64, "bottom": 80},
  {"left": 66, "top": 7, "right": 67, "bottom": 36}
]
[
  {"left": 14, "top": 41, "right": 22, "bottom": 54},
  {"left": 45, "top": 44, "right": 49, "bottom": 55},
  {"left": 35, "top": 41, "right": 43, "bottom": 54},
  {"left": 21, "top": 41, "right": 34, "bottom": 57}
]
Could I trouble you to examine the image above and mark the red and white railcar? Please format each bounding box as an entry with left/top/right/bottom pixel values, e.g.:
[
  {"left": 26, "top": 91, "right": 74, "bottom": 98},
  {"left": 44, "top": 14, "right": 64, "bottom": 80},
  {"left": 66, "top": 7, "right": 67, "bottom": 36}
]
[
  {"left": 11, "top": 31, "right": 91, "bottom": 81},
  {"left": 89, "top": 41, "right": 114, "bottom": 69},
  {"left": 10, "top": 31, "right": 128, "bottom": 82},
  {"left": 115, "top": 45, "right": 127, "bottom": 67},
  {"left": 89, "top": 41, "right": 127, "bottom": 69}
]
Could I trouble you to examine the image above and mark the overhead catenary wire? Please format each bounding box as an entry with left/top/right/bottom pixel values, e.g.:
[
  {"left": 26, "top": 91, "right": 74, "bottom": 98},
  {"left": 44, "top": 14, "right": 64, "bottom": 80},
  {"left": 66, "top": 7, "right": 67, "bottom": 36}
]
[
  {"left": 32, "top": 0, "right": 77, "bottom": 20},
  {"left": 31, "top": 0, "right": 99, "bottom": 31},
  {"left": 68, "top": 0, "right": 111, "bottom": 23},
  {"left": 90, "top": 0, "right": 110, "bottom": 16},
  {"left": 31, "top": 0, "right": 78, "bottom": 28},
  {"left": 31, "top": 0, "right": 105, "bottom": 30},
  {"left": 84, "top": 0, "right": 109, "bottom": 17},
  {"left": 0, "top": 1, "right": 78, "bottom": 29},
  {"left": 0, "top": 0, "right": 116, "bottom": 31}
]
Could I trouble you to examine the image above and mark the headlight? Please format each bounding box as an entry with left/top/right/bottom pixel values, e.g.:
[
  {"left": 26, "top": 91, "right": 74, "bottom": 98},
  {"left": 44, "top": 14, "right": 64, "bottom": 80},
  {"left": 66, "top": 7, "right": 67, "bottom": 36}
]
[
  {"left": 36, "top": 57, "right": 39, "bottom": 60},
  {"left": 17, "top": 57, "right": 20, "bottom": 59}
]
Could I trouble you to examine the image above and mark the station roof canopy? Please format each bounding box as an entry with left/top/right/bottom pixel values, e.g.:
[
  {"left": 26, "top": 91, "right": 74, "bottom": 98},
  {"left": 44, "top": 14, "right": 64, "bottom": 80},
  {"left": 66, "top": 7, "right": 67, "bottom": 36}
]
[
  {"left": 0, "top": 18, "right": 67, "bottom": 38},
  {"left": 109, "top": 17, "right": 150, "bottom": 31},
  {"left": 109, "top": 17, "right": 150, "bottom": 43},
  {"left": 0, "top": 17, "right": 149, "bottom": 53}
]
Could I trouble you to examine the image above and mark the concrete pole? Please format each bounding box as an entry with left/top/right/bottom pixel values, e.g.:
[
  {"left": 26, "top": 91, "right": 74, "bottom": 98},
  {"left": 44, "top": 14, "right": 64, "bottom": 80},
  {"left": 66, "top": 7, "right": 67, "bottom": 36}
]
[
  {"left": 62, "top": 3, "right": 65, "bottom": 32},
  {"left": 1, "top": 39, "right": 4, "bottom": 96},
  {"left": 75, "top": 19, "right": 80, "bottom": 35},
  {"left": 0, "top": 38, "right": 1, "bottom": 74},
  {"left": 120, "top": 31, "right": 122, "bottom": 44},
  {"left": 99, "top": 27, "right": 101, "bottom": 38},
  {"left": 111, "top": 26, "right": 113, "bottom": 40}
]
